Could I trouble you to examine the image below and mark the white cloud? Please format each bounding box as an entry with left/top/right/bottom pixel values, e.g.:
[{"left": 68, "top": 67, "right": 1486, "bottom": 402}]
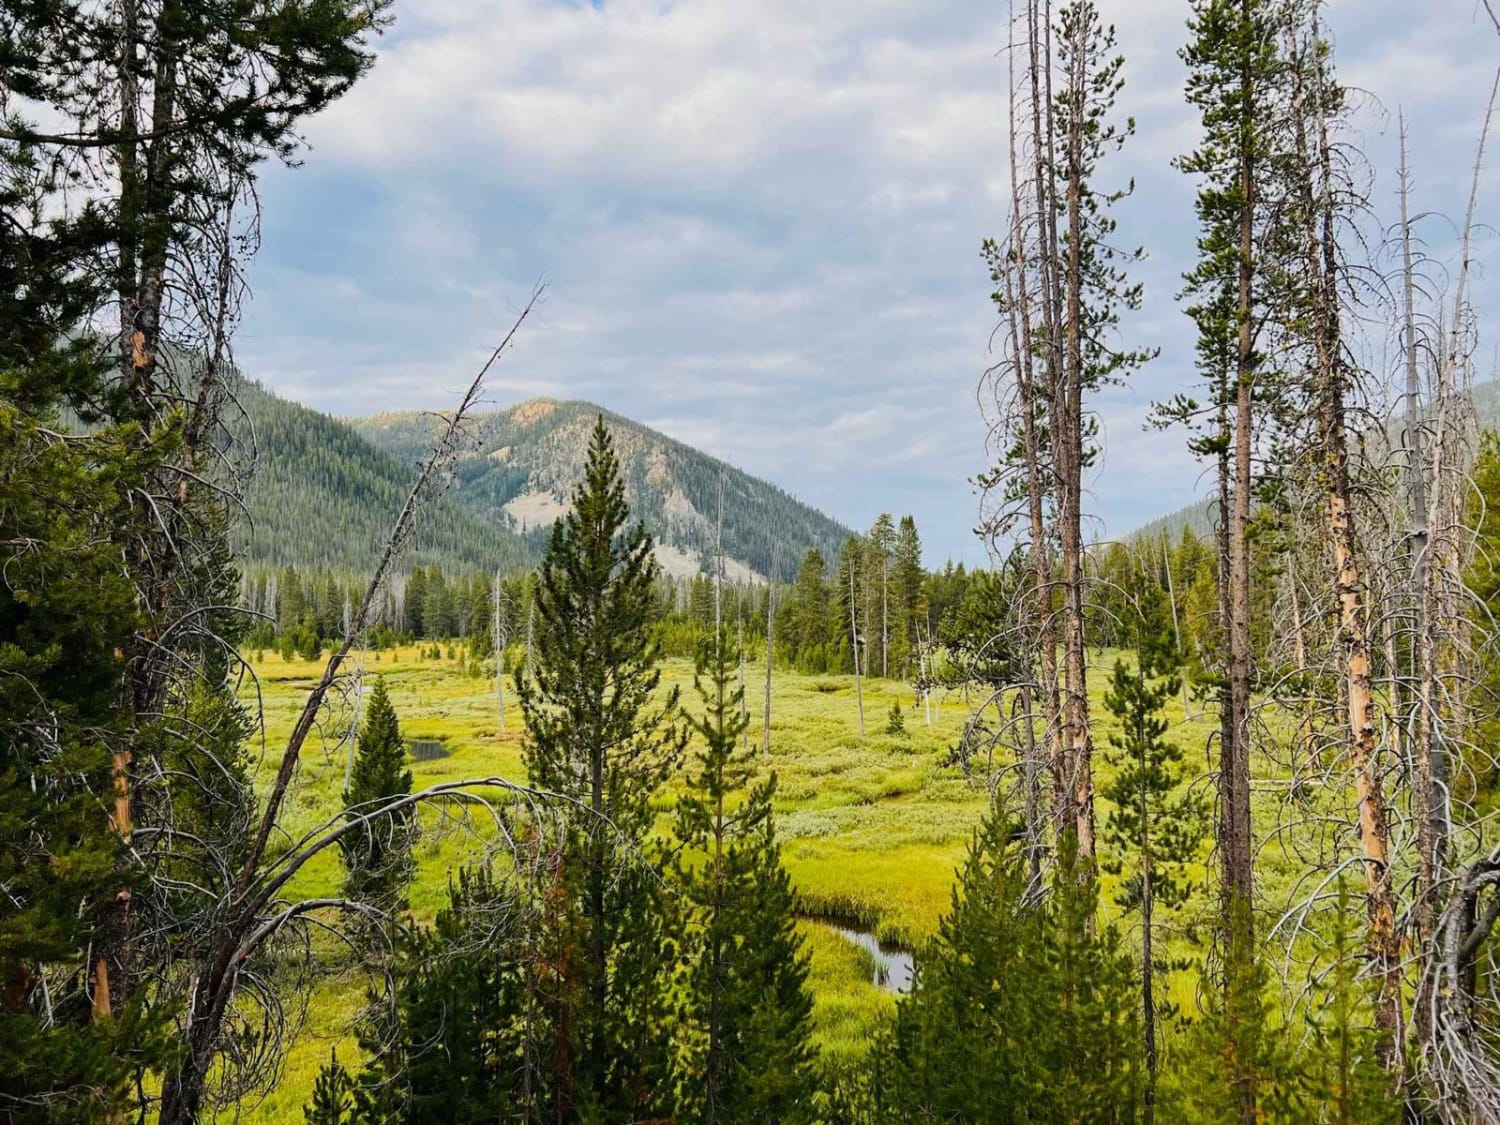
[{"left": 242, "top": 0, "right": 1498, "bottom": 562}]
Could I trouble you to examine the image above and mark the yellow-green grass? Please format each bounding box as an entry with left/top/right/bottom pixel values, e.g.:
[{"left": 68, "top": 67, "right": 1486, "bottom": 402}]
[
  {"left": 232, "top": 644, "right": 1308, "bottom": 1122},
  {"left": 235, "top": 647, "right": 976, "bottom": 1121}
]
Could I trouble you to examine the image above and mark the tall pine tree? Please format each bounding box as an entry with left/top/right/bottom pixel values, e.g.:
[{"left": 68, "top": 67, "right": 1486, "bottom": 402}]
[
  {"left": 517, "top": 416, "right": 685, "bottom": 1121},
  {"left": 1101, "top": 644, "right": 1206, "bottom": 1120}
]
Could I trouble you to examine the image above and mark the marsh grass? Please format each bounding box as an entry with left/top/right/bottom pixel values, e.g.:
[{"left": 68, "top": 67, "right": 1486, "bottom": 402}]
[{"left": 236, "top": 643, "right": 1313, "bottom": 1121}]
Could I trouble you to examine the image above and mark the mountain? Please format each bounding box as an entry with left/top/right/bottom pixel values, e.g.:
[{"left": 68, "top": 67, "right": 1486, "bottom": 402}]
[
  {"left": 233, "top": 379, "right": 533, "bottom": 574},
  {"left": 233, "top": 383, "right": 851, "bottom": 581},
  {"left": 349, "top": 399, "right": 852, "bottom": 581}
]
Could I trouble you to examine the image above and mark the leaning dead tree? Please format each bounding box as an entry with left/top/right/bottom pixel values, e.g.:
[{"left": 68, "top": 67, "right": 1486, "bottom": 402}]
[
  {"left": 1256, "top": 6, "right": 1498, "bottom": 1108},
  {"left": 494, "top": 568, "right": 511, "bottom": 734},
  {"left": 157, "top": 288, "right": 558, "bottom": 1123},
  {"left": 1278, "top": 9, "right": 1403, "bottom": 1053}
]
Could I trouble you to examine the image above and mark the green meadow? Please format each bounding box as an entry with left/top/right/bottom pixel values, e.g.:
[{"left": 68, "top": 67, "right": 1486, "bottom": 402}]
[{"left": 238, "top": 644, "right": 1254, "bottom": 1123}]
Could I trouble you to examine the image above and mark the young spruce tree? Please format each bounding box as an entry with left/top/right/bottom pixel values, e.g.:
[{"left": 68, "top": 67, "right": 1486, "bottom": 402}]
[
  {"left": 1100, "top": 580, "right": 1206, "bottom": 1121},
  {"left": 517, "top": 416, "right": 685, "bottom": 1121},
  {"left": 306, "top": 869, "right": 533, "bottom": 1125},
  {"left": 339, "top": 678, "right": 415, "bottom": 915},
  {"left": 675, "top": 625, "right": 817, "bottom": 1123},
  {"left": 883, "top": 812, "right": 1142, "bottom": 1122}
]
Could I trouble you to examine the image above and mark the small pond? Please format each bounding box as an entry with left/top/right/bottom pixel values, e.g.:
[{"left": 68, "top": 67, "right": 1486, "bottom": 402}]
[
  {"left": 823, "top": 923, "right": 915, "bottom": 995},
  {"left": 407, "top": 738, "right": 450, "bottom": 762}
]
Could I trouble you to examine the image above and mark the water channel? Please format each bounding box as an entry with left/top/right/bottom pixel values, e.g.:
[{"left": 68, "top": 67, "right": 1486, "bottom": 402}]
[{"left": 822, "top": 923, "right": 915, "bottom": 995}]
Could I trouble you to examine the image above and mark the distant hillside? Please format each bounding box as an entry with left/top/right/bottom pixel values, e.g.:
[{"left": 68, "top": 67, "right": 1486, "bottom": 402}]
[
  {"left": 233, "top": 380, "right": 532, "bottom": 574},
  {"left": 350, "top": 399, "right": 852, "bottom": 581},
  {"left": 1125, "top": 380, "right": 1500, "bottom": 544},
  {"left": 232, "top": 385, "right": 851, "bottom": 580}
]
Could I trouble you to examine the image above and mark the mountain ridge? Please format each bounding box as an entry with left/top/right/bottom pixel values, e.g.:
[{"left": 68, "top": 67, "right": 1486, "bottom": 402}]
[
  {"left": 348, "top": 397, "right": 852, "bottom": 582},
  {"left": 236, "top": 382, "right": 852, "bottom": 581},
  {"left": 1123, "top": 379, "right": 1500, "bottom": 544}
]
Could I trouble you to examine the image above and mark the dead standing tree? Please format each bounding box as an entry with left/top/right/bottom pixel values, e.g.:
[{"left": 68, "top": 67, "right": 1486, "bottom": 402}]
[
  {"left": 980, "top": 0, "right": 1150, "bottom": 869},
  {"left": 1413, "top": 66, "right": 1500, "bottom": 1120},
  {"left": 977, "top": 0, "right": 1061, "bottom": 861},
  {"left": 1287, "top": 18, "right": 1402, "bottom": 1053},
  {"left": 493, "top": 568, "right": 510, "bottom": 735}
]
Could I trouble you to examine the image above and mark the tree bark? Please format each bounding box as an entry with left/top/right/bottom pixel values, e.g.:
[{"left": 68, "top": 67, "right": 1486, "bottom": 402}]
[
  {"left": 1300, "top": 47, "right": 1401, "bottom": 1057},
  {"left": 763, "top": 569, "right": 775, "bottom": 759}
]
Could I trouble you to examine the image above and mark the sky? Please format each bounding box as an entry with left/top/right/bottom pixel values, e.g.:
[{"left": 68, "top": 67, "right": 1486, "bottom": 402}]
[{"left": 237, "top": 0, "right": 1499, "bottom": 566}]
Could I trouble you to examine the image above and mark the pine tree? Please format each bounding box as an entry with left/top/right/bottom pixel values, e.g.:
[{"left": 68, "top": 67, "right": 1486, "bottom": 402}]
[
  {"left": 405, "top": 567, "right": 428, "bottom": 638},
  {"left": 303, "top": 1053, "right": 356, "bottom": 1125},
  {"left": 0, "top": 408, "right": 170, "bottom": 1122},
  {"left": 1101, "top": 650, "right": 1206, "bottom": 1120},
  {"left": 339, "top": 678, "right": 414, "bottom": 914},
  {"left": 1163, "top": 920, "right": 1296, "bottom": 1123},
  {"left": 883, "top": 811, "right": 1142, "bottom": 1121},
  {"left": 884, "top": 702, "right": 907, "bottom": 738},
  {"left": 516, "top": 416, "right": 685, "bottom": 1121},
  {"left": 867, "top": 515, "right": 895, "bottom": 678},
  {"left": 1299, "top": 882, "right": 1401, "bottom": 1125},
  {"left": 1167, "top": 3, "right": 1293, "bottom": 1115},
  {"left": 311, "top": 868, "right": 534, "bottom": 1124},
  {"left": 675, "top": 625, "right": 817, "bottom": 1123},
  {"left": 891, "top": 516, "right": 924, "bottom": 677},
  {"left": 781, "top": 548, "right": 831, "bottom": 671}
]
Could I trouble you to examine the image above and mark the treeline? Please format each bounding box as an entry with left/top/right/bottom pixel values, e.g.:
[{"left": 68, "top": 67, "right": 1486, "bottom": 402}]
[
  {"left": 242, "top": 565, "right": 533, "bottom": 658},
  {"left": 235, "top": 378, "right": 537, "bottom": 575},
  {"left": 244, "top": 516, "right": 1007, "bottom": 691}
]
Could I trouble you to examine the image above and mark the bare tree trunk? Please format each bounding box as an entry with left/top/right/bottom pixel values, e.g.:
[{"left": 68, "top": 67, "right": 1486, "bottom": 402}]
[
  {"left": 850, "top": 563, "right": 865, "bottom": 739},
  {"left": 922, "top": 626, "right": 933, "bottom": 728},
  {"left": 1400, "top": 117, "right": 1435, "bottom": 942},
  {"left": 714, "top": 473, "right": 725, "bottom": 640},
  {"left": 1298, "top": 46, "right": 1401, "bottom": 1058},
  {"left": 1027, "top": 0, "right": 1068, "bottom": 845},
  {"left": 1002, "top": 1, "right": 1062, "bottom": 856},
  {"left": 1160, "top": 532, "right": 1191, "bottom": 717},
  {"left": 1286, "top": 567, "right": 1317, "bottom": 799},
  {"left": 1021, "top": 685, "right": 1043, "bottom": 889},
  {"left": 738, "top": 609, "right": 749, "bottom": 755},
  {"left": 881, "top": 549, "right": 889, "bottom": 679},
  {"left": 525, "top": 596, "right": 536, "bottom": 686},
  {"left": 1142, "top": 794, "right": 1157, "bottom": 1125},
  {"left": 1060, "top": 0, "right": 1094, "bottom": 863},
  {"left": 763, "top": 567, "right": 775, "bottom": 760},
  {"left": 494, "top": 568, "right": 508, "bottom": 735}
]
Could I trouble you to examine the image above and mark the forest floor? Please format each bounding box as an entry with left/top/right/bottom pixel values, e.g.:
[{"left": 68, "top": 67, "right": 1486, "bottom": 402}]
[{"left": 236, "top": 644, "right": 1237, "bottom": 1123}]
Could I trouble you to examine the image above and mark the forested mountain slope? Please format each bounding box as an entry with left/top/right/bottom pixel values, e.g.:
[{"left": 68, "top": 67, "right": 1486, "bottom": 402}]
[
  {"left": 233, "top": 380, "right": 533, "bottom": 574},
  {"left": 235, "top": 383, "right": 851, "bottom": 579},
  {"left": 350, "top": 398, "right": 851, "bottom": 580}
]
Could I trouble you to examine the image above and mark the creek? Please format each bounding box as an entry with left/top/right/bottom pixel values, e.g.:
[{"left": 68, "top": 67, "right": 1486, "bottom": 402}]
[{"left": 822, "top": 922, "right": 915, "bottom": 995}]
